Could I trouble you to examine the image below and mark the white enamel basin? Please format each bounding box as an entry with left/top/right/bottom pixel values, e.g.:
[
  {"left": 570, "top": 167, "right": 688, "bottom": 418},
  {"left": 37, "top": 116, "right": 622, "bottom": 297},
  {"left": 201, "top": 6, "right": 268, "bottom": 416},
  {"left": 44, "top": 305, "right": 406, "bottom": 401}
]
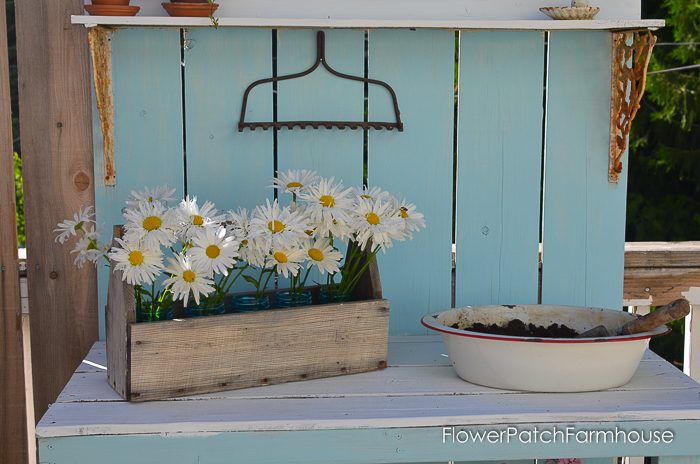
[{"left": 421, "top": 305, "right": 669, "bottom": 392}]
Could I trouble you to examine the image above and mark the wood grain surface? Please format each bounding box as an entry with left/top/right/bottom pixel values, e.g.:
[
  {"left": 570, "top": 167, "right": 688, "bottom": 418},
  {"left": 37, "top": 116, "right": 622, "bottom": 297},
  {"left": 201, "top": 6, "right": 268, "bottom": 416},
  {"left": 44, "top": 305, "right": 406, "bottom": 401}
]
[
  {"left": 15, "top": 0, "right": 98, "bottom": 420},
  {"left": 0, "top": 1, "right": 27, "bottom": 461}
]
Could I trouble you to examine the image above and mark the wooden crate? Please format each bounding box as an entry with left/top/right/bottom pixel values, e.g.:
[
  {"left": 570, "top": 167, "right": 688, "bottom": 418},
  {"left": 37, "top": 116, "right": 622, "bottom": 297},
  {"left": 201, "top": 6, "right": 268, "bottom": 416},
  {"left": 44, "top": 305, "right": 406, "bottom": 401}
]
[{"left": 106, "top": 237, "right": 390, "bottom": 402}]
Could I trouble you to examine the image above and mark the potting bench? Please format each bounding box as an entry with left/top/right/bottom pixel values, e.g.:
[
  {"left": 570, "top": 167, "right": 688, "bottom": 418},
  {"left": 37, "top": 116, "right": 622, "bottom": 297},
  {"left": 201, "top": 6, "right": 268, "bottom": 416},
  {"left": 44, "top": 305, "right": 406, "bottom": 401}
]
[{"left": 35, "top": 0, "right": 700, "bottom": 462}]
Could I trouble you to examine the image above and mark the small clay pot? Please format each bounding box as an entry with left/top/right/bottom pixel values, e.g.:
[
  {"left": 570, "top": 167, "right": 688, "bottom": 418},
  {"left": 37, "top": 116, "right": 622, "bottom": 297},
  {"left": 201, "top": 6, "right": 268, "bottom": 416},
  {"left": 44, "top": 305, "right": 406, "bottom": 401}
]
[
  {"left": 170, "top": 0, "right": 210, "bottom": 3},
  {"left": 91, "top": 0, "right": 131, "bottom": 5},
  {"left": 162, "top": 2, "right": 218, "bottom": 16}
]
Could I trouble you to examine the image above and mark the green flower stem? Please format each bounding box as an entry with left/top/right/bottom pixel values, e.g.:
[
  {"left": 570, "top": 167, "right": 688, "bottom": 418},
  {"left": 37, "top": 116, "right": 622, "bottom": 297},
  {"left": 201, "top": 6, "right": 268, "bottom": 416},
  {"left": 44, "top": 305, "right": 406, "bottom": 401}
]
[
  {"left": 257, "top": 268, "right": 274, "bottom": 299},
  {"left": 222, "top": 264, "right": 248, "bottom": 294},
  {"left": 299, "top": 267, "right": 312, "bottom": 290}
]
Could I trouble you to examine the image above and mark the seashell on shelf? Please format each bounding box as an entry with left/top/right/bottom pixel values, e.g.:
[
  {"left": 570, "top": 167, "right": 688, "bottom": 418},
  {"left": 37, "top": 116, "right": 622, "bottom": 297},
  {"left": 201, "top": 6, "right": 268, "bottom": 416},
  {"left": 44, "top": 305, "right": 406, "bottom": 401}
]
[{"left": 540, "top": 6, "right": 600, "bottom": 20}]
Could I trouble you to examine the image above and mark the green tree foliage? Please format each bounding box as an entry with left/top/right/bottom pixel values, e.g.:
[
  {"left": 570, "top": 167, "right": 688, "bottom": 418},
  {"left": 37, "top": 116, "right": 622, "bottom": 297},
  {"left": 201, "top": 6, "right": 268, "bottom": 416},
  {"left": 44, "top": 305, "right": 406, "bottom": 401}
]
[
  {"left": 627, "top": 0, "right": 700, "bottom": 241},
  {"left": 14, "top": 151, "right": 24, "bottom": 246}
]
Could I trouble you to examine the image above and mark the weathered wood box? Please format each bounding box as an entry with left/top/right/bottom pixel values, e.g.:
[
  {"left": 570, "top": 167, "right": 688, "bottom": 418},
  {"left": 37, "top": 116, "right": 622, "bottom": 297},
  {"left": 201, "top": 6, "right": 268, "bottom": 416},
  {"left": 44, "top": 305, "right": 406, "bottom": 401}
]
[{"left": 106, "top": 242, "right": 389, "bottom": 402}]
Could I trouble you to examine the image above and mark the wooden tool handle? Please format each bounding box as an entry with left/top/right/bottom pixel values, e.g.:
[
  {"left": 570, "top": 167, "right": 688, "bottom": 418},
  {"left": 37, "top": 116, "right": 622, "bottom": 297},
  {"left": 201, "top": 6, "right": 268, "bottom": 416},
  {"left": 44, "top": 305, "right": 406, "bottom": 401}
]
[{"left": 620, "top": 299, "right": 691, "bottom": 335}]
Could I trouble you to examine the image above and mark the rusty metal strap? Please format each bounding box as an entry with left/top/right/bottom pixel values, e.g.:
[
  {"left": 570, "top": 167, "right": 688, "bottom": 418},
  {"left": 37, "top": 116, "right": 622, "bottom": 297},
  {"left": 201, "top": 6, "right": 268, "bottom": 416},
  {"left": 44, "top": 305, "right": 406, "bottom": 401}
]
[
  {"left": 88, "top": 27, "right": 116, "bottom": 186},
  {"left": 609, "top": 30, "right": 656, "bottom": 183}
]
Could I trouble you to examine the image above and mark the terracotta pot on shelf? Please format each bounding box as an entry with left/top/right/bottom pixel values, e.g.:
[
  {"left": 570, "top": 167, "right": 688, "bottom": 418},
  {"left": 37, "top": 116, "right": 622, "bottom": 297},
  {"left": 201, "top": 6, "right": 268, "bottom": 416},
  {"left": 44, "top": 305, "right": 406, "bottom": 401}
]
[
  {"left": 162, "top": 1, "right": 219, "bottom": 17},
  {"left": 90, "top": 0, "right": 131, "bottom": 5},
  {"left": 84, "top": 0, "right": 140, "bottom": 16}
]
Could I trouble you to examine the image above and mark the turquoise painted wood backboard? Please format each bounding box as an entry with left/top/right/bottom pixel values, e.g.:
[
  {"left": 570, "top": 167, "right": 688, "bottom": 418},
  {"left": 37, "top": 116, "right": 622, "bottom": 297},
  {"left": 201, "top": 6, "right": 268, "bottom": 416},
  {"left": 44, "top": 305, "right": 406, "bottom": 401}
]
[{"left": 93, "top": 27, "right": 626, "bottom": 338}]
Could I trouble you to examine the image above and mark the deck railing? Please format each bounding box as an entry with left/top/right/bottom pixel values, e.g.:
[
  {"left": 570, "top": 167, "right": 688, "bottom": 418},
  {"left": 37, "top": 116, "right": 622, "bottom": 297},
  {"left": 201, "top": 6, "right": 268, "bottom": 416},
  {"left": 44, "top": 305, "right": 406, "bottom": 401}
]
[{"left": 624, "top": 241, "right": 700, "bottom": 380}]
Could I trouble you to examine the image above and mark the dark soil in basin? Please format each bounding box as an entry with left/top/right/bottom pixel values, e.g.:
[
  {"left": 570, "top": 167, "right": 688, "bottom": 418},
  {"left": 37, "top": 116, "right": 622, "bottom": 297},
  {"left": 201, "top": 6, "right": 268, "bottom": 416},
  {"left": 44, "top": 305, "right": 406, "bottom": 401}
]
[{"left": 451, "top": 318, "right": 579, "bottom": 338}]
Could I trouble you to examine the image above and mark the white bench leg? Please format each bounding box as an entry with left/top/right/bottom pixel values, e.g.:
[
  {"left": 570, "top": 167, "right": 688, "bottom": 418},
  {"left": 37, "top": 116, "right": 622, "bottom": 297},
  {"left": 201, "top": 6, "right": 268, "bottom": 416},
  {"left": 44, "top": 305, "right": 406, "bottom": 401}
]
[{"left": 683, "top": 288, "right": 700, "bottom": 382}]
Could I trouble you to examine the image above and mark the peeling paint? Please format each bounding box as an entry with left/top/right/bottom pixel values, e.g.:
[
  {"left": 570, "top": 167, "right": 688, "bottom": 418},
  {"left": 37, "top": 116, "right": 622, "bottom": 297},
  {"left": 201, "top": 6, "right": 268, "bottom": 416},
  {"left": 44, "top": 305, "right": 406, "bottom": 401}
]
[{"left": 88, "top": 27, "right": 116, "bottom": 186}]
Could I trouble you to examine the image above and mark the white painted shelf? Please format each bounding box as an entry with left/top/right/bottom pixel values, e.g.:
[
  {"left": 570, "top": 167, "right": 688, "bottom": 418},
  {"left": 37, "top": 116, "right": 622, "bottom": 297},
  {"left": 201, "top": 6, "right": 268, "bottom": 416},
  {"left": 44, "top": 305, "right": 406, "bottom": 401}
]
[
  {"left": 71, "top": 15, "right": 664, "bottom": 30},
  {"left": 38, "top": 336, "right": 700, "bottom": 438}
]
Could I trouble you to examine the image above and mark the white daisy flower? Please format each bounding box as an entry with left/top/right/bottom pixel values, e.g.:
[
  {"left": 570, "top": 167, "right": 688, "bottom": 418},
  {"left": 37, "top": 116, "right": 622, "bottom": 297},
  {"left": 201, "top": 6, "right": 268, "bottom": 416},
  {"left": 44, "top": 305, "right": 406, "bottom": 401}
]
[
  {"left": 250, "top": 199, "right": 309, "bottom": 250},
  {"left": 226, "top": 207, "right": 254, "bottom": 240},
  {"left": 352, "top": 197, "right": 405, "bottom": 252},
  {"left": 395, "top": 199, "right": 426, "bottom": 238},
  {"left": 271, "top": 169, "right": 319, "bottom": 196},
  {"left": 190, "top": 226, "right": 239, "bottom": 276},
  {"left": 303, "top": 238, "right": 343, "bottom": 275},
  {"left": 163, "top": 255, "right": 215, "bottom": 307},
  {"left": 126, "top": 185, "right": 177, "bottom": 207},
  {"left": 108, "top": 238, "right": 164, "bottom": 286},
  {"left": 70, "top": 225, "right": 107, "bottom": 268},
  {"left": 176, "top": 196, "right": 225, "bottom": 241},
  {"left": 299, "top": 177, "right": 354, "bottom": 239},
  {"left": 54, "top": 206, "right": 95, "bottom": 244},
  {"left": 238, "top": 236, "right": 267, "bottom": 268},
  {"left": 353, "top": 185, "right": 392, "bottom": 203},
  {"left": 266, "top": 247, "right": 305, "bottom": 278},
  {"left": 123, "top": 201, "right": 178, "bottom": 250}
]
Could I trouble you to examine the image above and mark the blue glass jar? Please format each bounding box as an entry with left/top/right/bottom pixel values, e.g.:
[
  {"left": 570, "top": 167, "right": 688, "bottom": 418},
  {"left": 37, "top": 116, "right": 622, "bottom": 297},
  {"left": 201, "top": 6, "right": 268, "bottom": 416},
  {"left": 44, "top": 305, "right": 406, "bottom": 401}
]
[
  {"left": 319, "top": 287, "right": 352, "bottom": 304},
  {"left": 232, "top": 294, "right": 271, "bottom": 312},
  {"left": 136, "top": 305, "right": 173, "bottom": 323},
  {"left": 185, "top": 302, "right": 225, "bottom": 317},
  {"left": 276, "top": 290, "right": 313, "bottom": 308}
]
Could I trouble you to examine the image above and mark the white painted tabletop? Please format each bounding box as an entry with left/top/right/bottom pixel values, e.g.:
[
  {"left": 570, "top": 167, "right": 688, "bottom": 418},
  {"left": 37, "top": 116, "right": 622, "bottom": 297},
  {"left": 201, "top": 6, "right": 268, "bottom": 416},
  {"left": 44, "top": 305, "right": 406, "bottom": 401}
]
[{"left": 37, "top": 336, "right": 700, "bottom": 439}]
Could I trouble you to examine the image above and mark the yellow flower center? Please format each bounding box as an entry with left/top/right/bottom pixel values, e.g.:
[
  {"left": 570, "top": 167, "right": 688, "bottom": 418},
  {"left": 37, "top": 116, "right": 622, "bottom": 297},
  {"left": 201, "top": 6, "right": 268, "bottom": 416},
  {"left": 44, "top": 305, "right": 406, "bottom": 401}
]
[
  {"left": 274, "top": 251, "right": 288, "bottom": 263},
  {"left": 360, "top": 194, "right": 372, "bottom": 199},
  {"left": 128, "top": 251, "right": 144, "bottom": 266},
  {"left": 147, "top": 196, "right": 154, "bottom": 202},
  {"left": 192, "top": 215, "right": 204, "bottom": 226},
  {"left": 305, "top": 229, "right": 314, "bottom": 236},
  {"left": 366, "top": 212, "right": 381, "bottom": 225},
  {"left": 308, "top": 248, "right": 324, "bottom": 262},
  {"left": 319, "top": 195, "right": 336, "bottom": 208},
  {"left": 87, "top": 240, "right": 99, "bottom": 251},
  {"left": 205, "top": 245, "right": 221, "bottom": 259},
  {"left": 287, "top": 181, "right": 303, "bottom": 189},
  {"left": 142, "top": 215, "right": 162, "bottom": 231},
  {"left": 241, "top": 239, "right": 249, "bottom": 246},
  {"left": 400, "top": 207, "right": 409, "bottom": 219},
  {"left": 267, "top": 220, "right": 285, "bottom": 234},
  {"left": 183, "top": 270, "right": 196, "bottom": 283}
]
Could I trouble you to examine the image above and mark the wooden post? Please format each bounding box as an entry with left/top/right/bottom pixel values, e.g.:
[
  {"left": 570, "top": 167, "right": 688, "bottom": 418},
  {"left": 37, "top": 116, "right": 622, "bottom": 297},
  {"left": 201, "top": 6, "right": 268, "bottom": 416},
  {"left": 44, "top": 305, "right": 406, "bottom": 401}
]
[
  {"left": 14, "top": 0, "right": 98, "bottom": 421},
  {"left": 0, "top": 1, "right": 28, "bottom": 463}
]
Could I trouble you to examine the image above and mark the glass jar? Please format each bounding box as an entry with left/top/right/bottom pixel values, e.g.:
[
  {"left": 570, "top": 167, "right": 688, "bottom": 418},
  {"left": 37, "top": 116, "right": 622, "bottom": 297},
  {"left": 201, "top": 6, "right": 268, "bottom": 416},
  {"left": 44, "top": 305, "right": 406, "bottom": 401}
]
[
  {"left": 232, "top": 294, "right": 271, "bottom": 312},
  {"left": 185, "top": 302, "right": 225, "bottom": 317},
  {"left": 319, "top": 287, "right": 353, "bottom": 304},
  {"left": 276, "top": 290, "right": 313, "bottom": 308}
]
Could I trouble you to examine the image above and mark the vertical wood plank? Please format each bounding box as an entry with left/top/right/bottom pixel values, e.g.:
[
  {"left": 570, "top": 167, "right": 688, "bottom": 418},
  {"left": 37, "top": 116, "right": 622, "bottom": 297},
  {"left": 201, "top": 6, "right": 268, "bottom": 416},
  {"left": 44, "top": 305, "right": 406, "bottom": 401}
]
[
  {"left": 541, "top": 31, "right": 626, "bottom": 310},
  {"left": 652, "top": 457, "right": 700, "bottom": 464},
  {"left": 368, "top": 29, "right": 454, "bottom": 334},
  {"left": 0, "top": 1, "right": 27, "bottom": 462},
  {"left": 455, "top": 31, "right": 544, "bottom": 307},
  {"left": 184, "top": 28, "right": 273, "bottom": 212},
  {"left": 93, "top": 28, "right": 185, "bottom": 337},
  {"left": 276, "top": 29, "right": 364, "bottom": 182},
  {"left": 277, "top": 29, "right": 365, "bottom": 288},
  {"left": 15, "top": 0, "right": 98, "bottom": 421}
]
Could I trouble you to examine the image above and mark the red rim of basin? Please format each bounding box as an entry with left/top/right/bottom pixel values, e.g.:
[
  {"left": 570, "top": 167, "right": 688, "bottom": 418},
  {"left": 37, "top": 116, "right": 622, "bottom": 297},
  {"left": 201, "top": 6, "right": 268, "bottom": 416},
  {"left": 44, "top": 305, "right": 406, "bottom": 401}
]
[{"left": 421, "top": 313, "right": 671, "bottom": 343}]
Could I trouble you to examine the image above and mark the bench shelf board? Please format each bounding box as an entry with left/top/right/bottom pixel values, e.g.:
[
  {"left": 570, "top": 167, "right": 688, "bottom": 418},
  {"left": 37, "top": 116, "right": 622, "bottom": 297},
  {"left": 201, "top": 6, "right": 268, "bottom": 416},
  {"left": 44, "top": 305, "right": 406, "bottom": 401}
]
[{"left": 38, "top": 337, "right": 700, "bottom": 463}]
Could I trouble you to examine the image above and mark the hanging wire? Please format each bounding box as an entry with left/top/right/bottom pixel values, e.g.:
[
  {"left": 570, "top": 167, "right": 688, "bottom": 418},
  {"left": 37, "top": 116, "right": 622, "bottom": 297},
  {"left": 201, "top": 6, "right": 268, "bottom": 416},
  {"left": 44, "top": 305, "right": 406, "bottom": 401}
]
[
  {"left": 648, "top": 63, "right": 700, "bottom": 75},
  {"left": 655, "top": 42, "right": 700, "bottom": 46}
]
